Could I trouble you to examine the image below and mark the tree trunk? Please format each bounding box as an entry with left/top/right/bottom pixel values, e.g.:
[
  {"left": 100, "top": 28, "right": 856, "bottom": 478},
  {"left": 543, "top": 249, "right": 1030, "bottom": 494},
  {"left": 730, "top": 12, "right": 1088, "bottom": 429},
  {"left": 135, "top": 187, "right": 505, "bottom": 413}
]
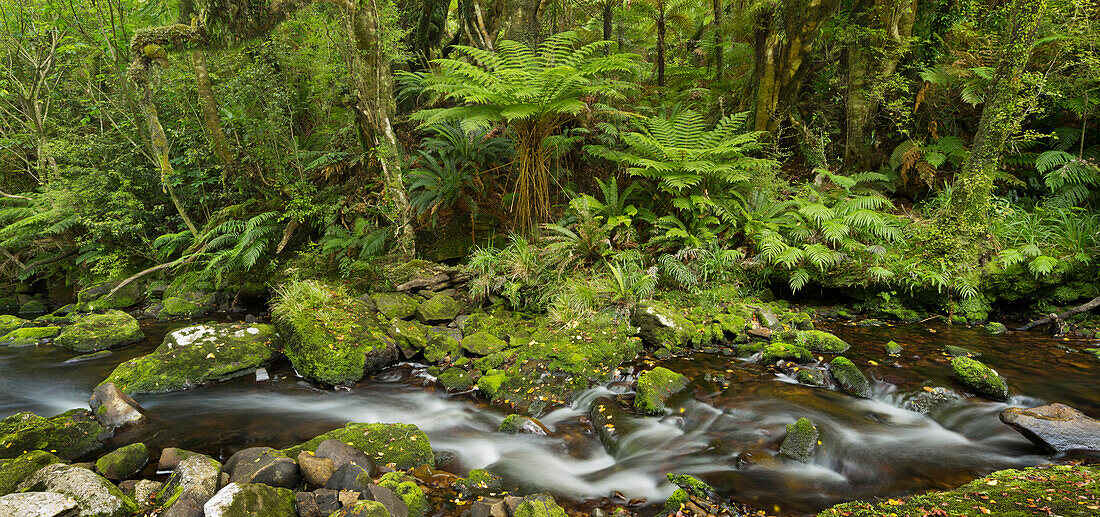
[
  {"left": 713, "top": 0, "right": 723, "bottom": 82},
  {"left": 603, "top": 0, "right": 613, "bottom": 42},
  {"left": 843, "top": 0, "right": 916, "bottom": 171},
  {"left": 191, "top": 49, "right": 234, "bottom": 179},
  {"left": 657, "top": 1, "right": 666, "bottom": 87},
  {"left": 946, "top": 0, "right": 1047, "bottom": 235},
  {"left": 500, "top": 0, "right": 542, "bottom": 45},
  {"left": 138, "top": 81, "right": 200, "bottom": 238}
]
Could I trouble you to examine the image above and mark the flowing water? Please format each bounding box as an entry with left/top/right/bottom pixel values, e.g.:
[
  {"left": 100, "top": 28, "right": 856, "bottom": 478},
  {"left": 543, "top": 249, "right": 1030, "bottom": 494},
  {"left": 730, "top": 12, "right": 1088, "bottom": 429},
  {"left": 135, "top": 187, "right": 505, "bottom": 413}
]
[{"left": 2, "top": 316, "right": 1098, "bottom": 515}]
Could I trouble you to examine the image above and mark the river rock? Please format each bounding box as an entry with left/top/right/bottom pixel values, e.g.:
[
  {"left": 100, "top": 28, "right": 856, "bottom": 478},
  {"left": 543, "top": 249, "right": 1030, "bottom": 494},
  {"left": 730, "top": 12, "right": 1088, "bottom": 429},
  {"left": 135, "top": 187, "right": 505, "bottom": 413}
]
[
  {"left": 202, "top": 482, "right": 296, "bottom": 517},
  {"left": 634, "top": 367, "right": 688, "bottom": 415},
  {"left": 157, "top": 448, "right": 199, "bottom": 471},
  {"left": 774, "top": 330, "right": 850, "bottom": 353},
  {"left": 796, "top": 368, "right": 826, "bottom": 386},
  {"left": 438, "top": 367, "right": 477, "bottom": 390},
  {"left": 452, "top": 468, "right": 503, "bottom": 500},
  {"left": 225, "top": 449, "right": 300, "bottom": 489},
  {"left": 297, "top": 451, "right": 335, "bottom": 488},
  {"left": 779, "top": 417, "right": 819, "bottom": 461},
  {"left": 415, "top": 293, "right": 461, "bottom": 324},
  {"left": 589, "top": 397, "right": 638, "bottom": 454},
  {"left": 330, "top": 500, "right": 392, "bottom": 517},
  {"left": 283, "top": 423, "right": 433, "bottom": 471},
  {"left": 0, "top": 410, "right": 108, "bottom": 461},
  {"left": 759, "top": 343, "right": 813, "bottom": 365},
  {"left": 18, "top": 299, "right": 48, "bottom": 316},
  {"left": 101, "top": 323, "right": 279, "bottom": 395},
  {"left": 499, "top": 414, "right": 550, "bottom": 435},
  {"left": 902, "top": 387, "right": 960, "bottom": 414},
  {"left": 951, "top": 356, "right": 1008, "bottom": 401},
  {"left": 460, "top": 332, "right": 508, "bottom": 356},
  {"left": 95, "top": 443, "right": 148, "bottom": 480},
  {"left": 75, "top": 281, "right": 143, "bottom": 312},
  {"left": 373, "top": 293, "right": 420, "bottom": 320},
  {"left": 376, "top": 472, "right": 428, "bottom": 517},
  {"left": 0, "top": 450, "right": 63, "bottom": 496},
  {"left": 468, "top": 498, "right": 507, "bottom": 517},
  {"left": 156, "top": 454, "right": 221, "bottom": 514},
  {"left": 89, "top": 383, "right": 146, "bottom": 431},
  {"left": 53, "top": 311, "right": 143, "bottom": 353},
  {"left": 0, "top": 492, "right": 79, "bottom": 517},
  {"left": 362, "top": 484, "right": 409, "bottom": 517},
  {"left": 0, "top": 326, "right": 61, "bottom": 347},
  {"left": 1000, "top": 403, "right": 1100, "bottom": 456},
  {"left": 159, "top": 292, "right": 214, "bottom": 320},
  {"left": 0, "top": 315, "right": 28, "bottom": 336},
  {"left": 323, "top": 463, "right": 372, "bottom": 491},
  {"left": 829, "top": 357, "right": 872, "bottom": 398},
  {"left": 631, "top": 301, "right": 698, "bottom": 350},
  {"left": 388, "top": 319, "right": 431, "bottom": 358},
  {"left": 17, "top": 464, "right": 136, "bottom": 517},
  {"left": 513, "top": 498, "right": 568, "bottom": 517},
  {"left": 316, "top": 439, "right": 377, "bottom": 474},
  {"left": 295, "top": 489, "right": 341, "bottom": 517},
  {"left": 124, "top": 479, "right": 162, "bottom": 510}
]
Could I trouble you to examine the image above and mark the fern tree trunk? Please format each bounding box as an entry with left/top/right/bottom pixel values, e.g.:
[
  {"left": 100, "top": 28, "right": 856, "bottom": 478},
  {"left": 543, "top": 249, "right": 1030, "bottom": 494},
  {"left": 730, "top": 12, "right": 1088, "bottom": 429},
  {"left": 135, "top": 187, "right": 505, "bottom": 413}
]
[
  {"left": 656, "top": 0, "right": 666, "bottom": 87},
  {"left": 510, "top": 118, "right": 560, "bottom": 233},
  {"left": 713, "top": 0, "right": 723, "bottom": 82},
  {"left": 943, "top": 0, "right": 1047, "bottom": 237}
]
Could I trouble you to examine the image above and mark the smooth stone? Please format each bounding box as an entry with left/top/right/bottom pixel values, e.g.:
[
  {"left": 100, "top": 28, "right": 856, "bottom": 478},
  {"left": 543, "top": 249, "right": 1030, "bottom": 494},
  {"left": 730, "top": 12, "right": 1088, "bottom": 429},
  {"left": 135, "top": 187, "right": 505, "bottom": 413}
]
[
  {"left": 297, "top": 451, "right": 335, "bottom": 488},
  {"left": 324, "top": 463, "right": 372, "bottom": 492},
  {"left": 88, "top": 383, "right": 147, "bottom": 430},
  {"left": 363, "top": 484, "right": 408, "bottom": 517},
  {"left": 316, "top": 439, "right": 377, "bottom": 475},
  {"left": 469, "top": 497, "right": 507, "bottom": 517},
  {"left": 17, "top": 464, "right": 135, "bottom": 517},
  {"left": 1000, "top": 403, "right": 1100, "bottom": 456},
  {"left": 0, "top": 492, "right": 79, "bottom": 517},
  {"left": 295, "top": 489, "right": 340, "bottom": 517},
  {"left": 157, "top": 454, "right": 221, "bottom": 512},
  {"left": 157, "top": 448, "right": 198, "bottom": 471},
  {"left": 227, "top": 453, "right": 300, "bottom": 489},
  {"left": 94, "top": 443, "right": 149, "bottom": 480}
]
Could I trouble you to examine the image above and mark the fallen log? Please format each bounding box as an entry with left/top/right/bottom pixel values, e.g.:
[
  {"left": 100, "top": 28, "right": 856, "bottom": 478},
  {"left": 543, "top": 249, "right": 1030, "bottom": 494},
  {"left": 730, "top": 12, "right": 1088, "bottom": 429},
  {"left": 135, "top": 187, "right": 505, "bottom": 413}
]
[{"left": 1015, "top": 295, "right": 1100, "bottom": 331}]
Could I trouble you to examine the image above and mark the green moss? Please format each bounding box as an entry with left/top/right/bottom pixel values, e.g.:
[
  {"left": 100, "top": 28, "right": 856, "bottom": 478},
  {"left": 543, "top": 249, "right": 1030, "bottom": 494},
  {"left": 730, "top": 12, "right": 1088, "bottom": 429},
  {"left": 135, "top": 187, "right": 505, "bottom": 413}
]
[
  {"left": 796, "top": 368, "right": 826, "bottom": 386},
  {"left": 514, "top": 499, "right": 568, "bottom": 517},
  {"left": 383, "top": 259, "right": 440, "bottom": 286},
  {"left": 95, "top": 443, "right": 149, "bottom": 480},
  {"left": 472, "top": 349, "right": 515, "bottom": 372},
  {"left": 462, "top": 309, "right": 535, "bottom": 340},
  {"left": 0, "top": 326, "right": 61, "bottom": 346},
  {"left": 423, "top": 332, "right": 462, "bottom": 363},
  {"left": 634, "top": 367, "right": 689, "bottom": 415},
  {"left": 0, "top": 315, "right": 28, "bottom": 336},
  {"left": 819, "top": 464, "right": 1100, "bottom": 516},
  {"left": 281, "top": 422, "right": 433, "bottom": 469},
  {"left": 438, "top": 367, "right": 476, "bottom": 390},
  {"left": 377, "top": 472, "right": 429, "bottom": 517},
  {"left": 780, "top": 330, "right": 850, "bottom": 353},
  {"left": 477, "top": 369, "right": 507, "bottom": 396},
  {"left": 662, "top": 489, "right": 690, "bottom": 516},
  {"left": 945, "top": 345, "right": 979, "bottom": 357},
  {"left": 885, "top": 340, "right": 903, "bottom": 356},
  {"left": 388, "top": 318, "right": 431, "bottom": 357},
  {"left": 54, "top": 310, "right": 144, "bottom": 352},
  {"left": 373, "top": 293, "right": 420, "bottom": 320},
  {"left": 78, "top": 281, "right": 142, "bottom": 311},
  {"left": 986, "top": 321, "right": 1007, "bottom": 334},
  {"left": 952, "top": 356, "right": 1008, "bottom": 401},
  {"left": 415, "top": 293, "right": 462, "bottom": 324},
  {"left": 759, "top": 343, "right": 813, "bottom": 364},
  {"left": 829, "top": 357, "right": 872, "bottom": 398},
  {"left": 451, "top": 468, "right": 503, "bottom": 499},
  {"left": 632, "top": 301, "right": 699, "bottom": 350},
  {"left": 0, "top": 450, "right": 62, "bottom": 496},
  {"left": 460, "top": 332, "right": 508, "bottom": 356},
  {"left": 499, "top": 414, "right": 548, "bottom": 434},
  {"left": 1087, "top": 348, "right": 1100, "bottom": 361},
  {"left": 779, "top": 417, "right": 819, "bottom": 461},
  {"left": 273, "top": 280, "right": 396, "bottom": 386},
  {"left": 102, "top": 323, "right": 279, "bottom": 395},
  {"left": 17, "top": 300, "right": 47, "bottom": 315},
  {"left": 206, "top": 483, "right": 295, "bottom": 517},
  {"left": 0, "top": 409, "right": 107, "bottom": 460}
]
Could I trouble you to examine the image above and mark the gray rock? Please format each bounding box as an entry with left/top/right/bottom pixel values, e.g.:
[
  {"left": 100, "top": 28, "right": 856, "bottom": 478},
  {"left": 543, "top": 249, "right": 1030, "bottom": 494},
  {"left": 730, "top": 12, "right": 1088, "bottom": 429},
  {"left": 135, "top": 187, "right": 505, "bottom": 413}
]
[
  {"left": 88, "top": 383, "right": 146, "bottom": 430},
  {"left": 316, "top": 438, "right": 377, "bottom": 475},
  {"left": 156, "top": 454, "right": 221, "bottom": 513},
  {"left": 157, "top": 448, "right": 198, "bottom": 471},
  {"left": 1000, "top": 403, "right": 1100, "bottom": 456},
  {"left": 363, "top": 484, "right": 408, "bottom": 517},
  {"left": 323, "top": 463, "right": 372, "bottom": 492},
  {"left": 202, "top": 483, "right": 296, "bottom": 517},
  {"left": 469, "top": 497, "right": 507, "bottom": 517},
  {"left": 0, "top": 492, "right": 79, "bottom": 517},
  {"left": 94, "top": 443, "right": 149, "bottom": 480},
  {"left": 295, "top": 489, "right": 340, "bottom": 517},
  {"left": 130, "top": 480, "right": 162, "bottom": 510},
  {"left": 17, "top": 464, "right": 136, "bottom": 517},
  {"left": 227, "top": 452, "right": 300, "bottom": 489}
]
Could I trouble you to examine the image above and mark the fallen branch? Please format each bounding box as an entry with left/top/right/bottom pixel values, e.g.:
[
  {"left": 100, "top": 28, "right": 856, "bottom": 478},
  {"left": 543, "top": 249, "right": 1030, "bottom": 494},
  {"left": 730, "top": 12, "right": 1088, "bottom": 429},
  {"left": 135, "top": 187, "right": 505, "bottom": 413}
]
[
  {"left": 20, "top": 248, "right": 77, "bottom": 273},
  {"left": 105, "top": 243, "right": 211, "bottom": 299},
  {"left": 0, "top": 189, "right": 31, "bottom": 201},
  {"left": 1015, "top": 295, "right": 1100, "bottom": 331}
]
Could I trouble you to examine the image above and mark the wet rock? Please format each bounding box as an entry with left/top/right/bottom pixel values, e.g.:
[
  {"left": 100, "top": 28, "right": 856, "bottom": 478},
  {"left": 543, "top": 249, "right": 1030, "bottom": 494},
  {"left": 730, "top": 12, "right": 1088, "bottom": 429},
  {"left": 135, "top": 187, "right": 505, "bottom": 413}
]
[
  {"left": 795, "top": 368, "right": 826, "bottom": 386},
  {"left": 202, "top": 482, "right": 296, "bottom": 517},
  {"left": 438, "top": 367, "right": 477, "bottom": 390},
  {"left": 829, "top": 357, "right": 872, "bottom": 398},
  {"left": 634, "top": 367, "right": 688, "bottom": 415},
  {"left": 377, "top": 472, "right": 429, "bottom": 517},
  {"left": 88, "top": 383, "right": 146, "bottom": 431},
  {"left": 468, "top": 497, "right": 507, "bottom": 517},
  {"left": 283, "top": 423, "right": 433, "bottom": 471},
  {"left": 0, "top": 326, "right": 60, "bottom": 347},
  {"left": 902, "top": 387, "right": 960, "bottom": 414},
  {"left": 18, "top": 299, "right": 48, "bottom": 316},
  {"left": 1000, "top": 403, "right": 1100, "bottom": 456},
  {"left": 952, "top": 356, "right": 1008, "bottom": 401},
  {"left": 499, "top": 414, "right": 550, "bottom": 435},
  {"left": 0, "top": 409, "right": 108, "bottom": 461},
  {"left": 157, "top": 448, "right": 198, "bottom": 471},
  {"left": 779, "top": 417, "right": 819, "bottom": 461},
  {"left": 75, "top": 281, "right": 143, "bottom": 312},
  {"left": 0, "top": 450, "right": 63, "bottom": 496},
  {"left": 363, "top": 484, "right": 409, "bottom": 517},
  {"left": 388, "top": 319, "right": 431, "bottom": 358},
  {"left": 298, "top": 451, "right": 335, "bottom": 488},
  {"left": 632, "top": 302, "right": 698, "bottom": 350},
  {"left": 590, "top": 397, "right": 637, "bottom": 454},
  {"left": 514, "top": 497, "right": 568, "bottom": 517},
  {"left": 316, "top": 438, "right": 378, "bottom": 474},
  {"left": 885, "top": 340, "right": 903, "bottom": 356},
  {"left": 460, "top": 332, "right": 508, "bottom": 356},
  {"left": 17, "top": 464, "right": 136, "bottom": 517},
  {"left": 423, "top": 331, "right": 462, "bottom": 363},
  {"left": 156, "top": 454, "right": 221, "bottom": 514},
  {"left": 0, "top": 492, "right": 79, "bottom": 517},
  {"left": 774, "top": 330, "right": 850, "bottom": 353},
  {"left": 373, "top": 293, "right": 420, "bottom": 320},
  {"left": 128, "top": 480, "right": 162, "bottom": 510},
  {"left": 95, "top": 443, "right": 148, "bottom": 481},
  {"left": 100, "top": 323, "right": 279, "bottom": 395},
  {"left": 64, "top": 351, "right": 114, "bottom": 364},
  {"left": 324, "top": 463, "right": 373, "bottom": 491},
  {"left": 295, "top": 489, "right": 341, "bottom": 517},
  {"left": 330, "top": 500, "right": 393, "bottom": 517},
  {"left": 759, "top": 343, "right": 813, "bottom": 365},
  {"left": 944, "top": 345, "right": 978, "bottom": 358},
  {"left": 159, "top": 293, "right": 214, "bottom": 320},
  {"left": 663, "top": 474, "right": 735, "bottom": 517},
  {"left": 452, "top": 468, "right": 503, "bottom": 499},
  {"left": 986, "top": 322, "right": 1007, "bottom": 334},
  {"left": 0, "top": 315, "right": 28, "bottom": 337},
  {"left": 224, "top": 448, "right": 300, "bottom": 489},
  {"left": 415, "top": 293, "right": 462, "bottom": 324},
  {"left": 54, "top": 311, "right": 144, "bottom": 353},
  {"left": 755, "top": 307, "right": 781, "bottom": 330}
]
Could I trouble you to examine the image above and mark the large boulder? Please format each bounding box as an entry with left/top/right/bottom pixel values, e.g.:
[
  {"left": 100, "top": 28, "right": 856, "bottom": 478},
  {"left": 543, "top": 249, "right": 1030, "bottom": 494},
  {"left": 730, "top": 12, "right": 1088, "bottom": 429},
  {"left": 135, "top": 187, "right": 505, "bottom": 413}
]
[
  {"left": 0, "top": 315, "right": 28, "bottom": 336},
  {"left": 758, "top": 343, "right": 813, "bottom": 365},
  {"left": 88, "top": 383, "right": 146, "bottom": 430},
  {"left": 0, "top": 410, "right": 108, "bottom": 461},
  {"left": 829, "top": 357, "right": 872, "bottom": 398},
  {"left": 773, "top": 330, "right": 850, "bottom": 353},
  {"left": 415, "top": 293, "right": 461, "bottom": 324},
  {"left": 155, "top": 454, "right": 221, "bottom": 515},
  {"left": 372, "top": 293, "right": 420, "bottom": 320},
  {"left": 330, "top": 501, "right": 393, "bottom": 517},
  {"left": 54, "top": 311, "right": 144, "bottom": 353},
  {"left": 0, "top": 450, "right": 63, "bottom": 496},
  {"left": 778, "top": 417, "right": 819, "bottom": 461},
  {"left": 281, "top": 423, "right": 433, "bottom": 470},
  {"left": 75, "top": 281, "right": 143, "bottom": 312},
  {"left": 17, "top": 464, "right": 137, "bottom": 517},
  {"left": 0, "top": 326, "right": 61, "bottom": 347},
  {"left": 158, "top": 292, "right": 214, "bottom": 320},
  {"left": 202, "top": 483, "right": 296, "bottom": 517},
  {"left": 94, "top": 443, "right": 148, "bottom": 481},
  {"left": 634, "top": 367, "right": 688, "bottom": 415},
  {"left": 0, "top": 492, "right": 79, "bottom": 517},
  {"left": 100, "top": 323, "right": 279, "bottom": 394},
  {"left": 460, "top": 332, "right": 508, "bottom": 356},
  {"left": 273, "top": 281, "right": 399, "bottom": 386},
  {"left": 631, "top": 302, "right": 697, "bottom": 350},
  {"left": 1000, "top": 403, "right": 1100, "bottom": 456},
  {"left": 223, "top": 447, "right": 300, "bottom": 489},
  {"left": 952, "top": 356, "right": 1008, "bottom": 401}
]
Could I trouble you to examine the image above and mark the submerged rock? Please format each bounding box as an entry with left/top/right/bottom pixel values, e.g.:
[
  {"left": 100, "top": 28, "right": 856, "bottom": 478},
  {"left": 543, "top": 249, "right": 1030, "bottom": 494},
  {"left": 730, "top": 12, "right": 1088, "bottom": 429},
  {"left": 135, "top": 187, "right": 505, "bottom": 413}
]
[
  {"left": 902, "top": 387, "right": 960, "bottom": 414},
  {"left": 499, "top": 414, "right": 550, "bottom": 435},
  {"left": 282, "top": 423, "right": 433, "bottom": 470},
  {"left": 0, "top": 450, "right": 63, "bottom": 496},
  {"left": 634, "top": 367, "right": 689, "bottom": 415},
  {"left": 951, "top": 356, "right": 1008, "bottom": 401},
  {"left": 17, "top": 464, "right": 136, "bottom": 517},
  {"left": 95, "top": 443, "right": 149, "bottom": 481},
  {"left": 0, "top": 410, "right": 108, "bottom": 460},
  {"left": 779, "top": 417, "right": 819, "bottom": 461},
  {"left": 1000, "top": 403, "right": 1100, "bottom": 456},
  {"left": 0, "top": 491, "right": 79, "bottom": 517},
  {"left": 884, "top": 340, "right": 903, "bottom": 356},
  {"left": 828, "top": 357, "right": 872, "bottom": 398},
  {"left": 203, "top": 483, "right": 296, "bottom": 517},
  {"left": 0, "top": 326, "right": 61, "bottom": 347},
  {"left": 759, "top": 343, "right": 813, "bottom": 365},
  {"left": 101, "top": 323, "right": 279, "bottom": 395},
  {"left": 54, "top": 311, "right": 144, "bottom": 353}
]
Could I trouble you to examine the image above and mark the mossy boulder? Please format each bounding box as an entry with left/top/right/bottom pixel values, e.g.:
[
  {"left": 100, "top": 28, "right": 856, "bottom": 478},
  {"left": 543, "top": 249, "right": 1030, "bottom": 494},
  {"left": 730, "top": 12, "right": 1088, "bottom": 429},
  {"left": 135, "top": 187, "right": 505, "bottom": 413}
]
[
  {"left": 0, "top": 325, "right": 60, "bottom": 346},
  {"left": 281, "top": 423, "right": 433, "bottom": 470},
  {"left": 779, "top": 417, "right": 819, "bottom": 461},
  {"left": 634, "top": 367, "right": 689, "bottom": 415},
  {"left": 986, "top": 321, "right": 1008, "bottom": 334},
  {"left": 514, "top": 498, "right": 568, "bottom": 517},
  {"left": 945, "top": 345, "right": 979, "bottom": 358},
  {"left": 759, "top": 342, "right": 814, "bottom": 364},
  {"left": 499, "top": 414, "right": 550, "bottom": 435},
  {"left": 819, "top": 464, "right": 1100, "bottom": 517},
  {"left": 373, "top": 293, "right": 420, "bottom": 320},
  {"left": 952, "top": 356, "right": 1008, "bottom": 401},
  {"left": 156, "top": 454, "right": 221, "bottom": 513},
  {"left": 273, "top": 281, "right": 399, "bottom": 386},
  {"left": 17, "top": 463, "right": 137, "bottom": 517},
  {"left": 829, "top": 357, "right": 872, "bottom": 398},
  {"left": 885, "top": 340, "right": 902, "bottom": 356},
  {"left": 477, "top": 369, "right": 507, "bottom": 396},
  {"left": 17, "top": 299, "right": 48, "bottom": 315},
  {"left": 331, "top": 500, "right": 393, "bottom": 517},
  {"left": 77, "top": 281, "right": 143, "bottom": 311},
  {"left": 631, "top": 301, "right": 698, "bottom": 350},
  {"left": 776, "top": 330, "right": 850, "bottom": 353},
  {"left": 388, "top": 319, "right": 431, "bottom": 358},
  {"left": 0, "top": 450, "right": 62, "bottom": 496},
  {"left": 101, "top": 323, "right": 279, "bottom": 394},
  {"left": 415, "top": 293, "right": 462, "bottom": 324},
  {"left": 796, "top": 368, "right": 826, "bottom": 386},
  {"left": 377, "top": 472, "right": 429, "bottom": 517},
  {"left": 158, "top": 290, "right": 214, "bottom": 320},
  {"left": 0, "top": 315, "right": 28, "bottom": 336},
  {"left": 460, "top": 332, "right": 508, "bottom": 356},
  {"left": 451, "top": 468, "right": 503, "bottom": 499},
  {"left": 438, "top": 367, "right": 477, "bottom": 390},
  {"left": 0, "top": 409, "right": 108, "bottom": 460},
  {"left": 95, "top": 443, "right": 149, "bottom": 481},
  {"left": 423, "top": 331, "right": 462, "bottom": 363},
  {"left": 54, "top": 311, "right": 144, "bottom": 353},
  {"left": 202, "top": 482, "right": 296, "bottom": 517}
]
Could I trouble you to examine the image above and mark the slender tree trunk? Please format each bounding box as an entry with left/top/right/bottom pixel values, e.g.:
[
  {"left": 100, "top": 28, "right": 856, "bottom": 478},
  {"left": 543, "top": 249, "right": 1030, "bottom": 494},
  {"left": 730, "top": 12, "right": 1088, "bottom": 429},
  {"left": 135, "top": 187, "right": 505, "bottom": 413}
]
[
  {"left": 945, "top": 0, "right": 1047, "bottom": 235},
  {"left": 657, "top": 1, "right": 666, "bottom": 87},
  {"left": 602, "top": 0, "right": 613, "bottom": 42},
  {"left": 191, "top": 49, "right": 234, "bottom": 179},
  {"left": 138, "top": 81, "right": 200, "bottom": 238},
  {"left": 713, "top": 0, "right": 723, "bottom": 82}
]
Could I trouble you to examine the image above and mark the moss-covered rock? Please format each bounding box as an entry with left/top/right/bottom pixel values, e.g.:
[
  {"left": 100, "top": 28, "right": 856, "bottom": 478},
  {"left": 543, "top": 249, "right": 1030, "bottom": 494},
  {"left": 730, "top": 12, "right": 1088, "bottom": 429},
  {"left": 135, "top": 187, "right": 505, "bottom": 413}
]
[
  {"left": 885, "top": 340, "right": 903, "bottom": 356},
  {"left": 54, "top": 311, "right": 144, "bottom": 353},
  {"left": 0, "top": 409, "right": 107, "bottom": 460},
  {"left": 661, "top": 474, "right": 720, "bottom": 517},
  {"left": 437, "top": 367, "right": 477, "bottom": 390},
  {"left": 17, "top": 463, "right": 137, "bottom": 517},
  {"left": 451, "top": 468, "right": 503, "bottom": 499},
  {"left": 945, "top": 345, "right": 979, "bottom": 358},
  {"left": 952, "top": 356, "right": 1008, "bottom": 401},
  {"left": 0, "top": 325, "right": 60, "bottom": 346},
  {"left": 634, "top": 367, "right": 689, "bottom": 415},
  {"left": 514, "top": 498, "right": 568, "bottom": 517},
  {"left": 388, "top": 318, "right": 431, "bottom": 358},
  {"left": 101, "top": 323, "right": 279, "bottom": 394},
  {"left": 499, "top": 414, "right": 550, "bottom": 435},
  {"left": 819, "top": 464, "right": 1100, "bottom": 516},
  {"left": 95, "top": 443, "right": 149, "bottom": 481},
  {"left": 829, "top": 357, "right": 872, "bottom": 398},
  {"left": 779, "top": 417, "right": 819, "bottom": 461},
  {"left": 372, "top": 293, "right": 420, "bottom": 320},
  {"left": 273, "top": 280, "right": 398, "bottom": 386},
  {"left": 477, "top": 369, "right": 507, "bottom": 396},
  {"left": 986, "top": 321, "right": 1008, "bottom": 334},
  {"left": 77, "top": 281, "right": 143, "bottom": 311},
  {"left": 377, "top": 472, "right": 429, "bottom": 517},
  {"left": 759, "top": 342, "right": 814, "bottom": 364},
  {"left": 0, "top": 315, "right": 28, "bottom": 336},
  {"left": 0, "top": 450, "right": 62, "bottom": 496},
  {"left": 281, "top": 423, "right": 433, "bottom": 470},
  {"left": 796, "top": 368, "right": 826, "bottom": 386},
  {"left": 331, "top": 500, "right": 393, "bottom": 516},
  {"left": 17, "top": 299, "right": 48, "bottom": 315},
  {"left": 415, "top": 293, "right": 462, "bottom": 324},
  {"left": 202, "top": 482, "right": 296, "bottom": 517},
  {"left": 460, "top": 332, "right": 508, "bottom": 356},
  {"left": 631, "top": 301, "right": 698, "bottom": 350},
  {"left": 423, "top": 330, "right": 462, "bottom": 363},
  {"left": 777, "top": 330, "right": 850, "bottom": 353},
  {"left": 155, "top": 454, "right": 221, "bottom": 513}
]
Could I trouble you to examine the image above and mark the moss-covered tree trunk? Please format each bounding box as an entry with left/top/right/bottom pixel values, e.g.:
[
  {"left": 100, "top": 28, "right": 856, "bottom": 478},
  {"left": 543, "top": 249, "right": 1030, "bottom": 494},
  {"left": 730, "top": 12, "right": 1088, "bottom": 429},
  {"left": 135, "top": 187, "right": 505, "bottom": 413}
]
[
  {"left": 843, "top": 0, "right": 915, "bottom": 171},
  {"left": 191, "top": 49, "right": 234, "bottom": 179},
  {"left": 944, "top": 0, "right": 1047, "bottom": 236},
  {"left": 713, "top": 0, "right": 723, "bottom": 82},
  {"left": 500, "top": 0, "right": 543, "bottom": 45}
]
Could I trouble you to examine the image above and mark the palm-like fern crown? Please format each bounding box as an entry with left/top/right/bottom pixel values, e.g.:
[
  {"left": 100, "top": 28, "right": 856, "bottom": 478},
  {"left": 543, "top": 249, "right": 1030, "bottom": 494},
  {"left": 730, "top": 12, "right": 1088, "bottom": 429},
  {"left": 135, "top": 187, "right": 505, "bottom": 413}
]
[
  {"left": 414, "top": 32, "right": 638, "bottom": 130},
  {"left": 587, "top": 110, "right": 774, "bottom": 193}
]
